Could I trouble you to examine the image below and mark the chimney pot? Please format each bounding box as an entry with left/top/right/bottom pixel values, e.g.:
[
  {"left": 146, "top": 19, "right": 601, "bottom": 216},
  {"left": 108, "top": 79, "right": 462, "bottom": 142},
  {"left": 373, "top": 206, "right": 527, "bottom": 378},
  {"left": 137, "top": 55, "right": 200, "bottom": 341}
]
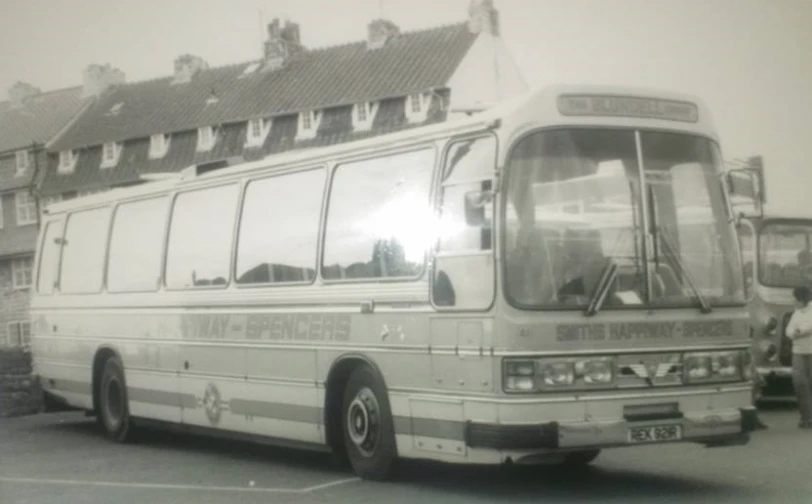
[
  {"left": 82, "top": 64, "right": 125, "bottom": 98},
  {"left": 8, "top": 81, "right": 41, "bottom": 108},
  {"left": 367, "top": 19, "right": 400, "bottom": 50},
  {"left": 262, "top": 18, "right": 304, "bottom": 71},
  {"left": 468, "top": 0, "right": 500, "bottom": 36},
  {"left": 172, "top": 54, "right": 209, "bottom": 84}
]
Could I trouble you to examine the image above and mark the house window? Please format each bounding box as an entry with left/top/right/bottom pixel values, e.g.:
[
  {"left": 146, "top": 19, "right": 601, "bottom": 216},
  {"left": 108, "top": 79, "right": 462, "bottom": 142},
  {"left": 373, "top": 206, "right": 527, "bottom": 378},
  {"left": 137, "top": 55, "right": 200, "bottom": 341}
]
[
  {"left": 357, "top": 103, "right": 368, "bottom": 122},
  {"left": 15, "top": 191, "right": 37, "bottom": 226},
  {"left": 100, "top": 142, "right": 120, "bottom": 169},
  {"left": 15, "top": 150, "right": 29, "bottom": 176},
  {"left": 0, "top": 198, "right": 4, "bottom": 228},
  {"left": 58, "top": 150, "right": 75, "bottom": 174},
  {"left": 250, "top": 119, "right": 262, "bottom": 138},
  {"left": 301, "top": 111, "right": 313, "bottom": 131},
  {"left": 7, "top": 321, "right": 31, "bottom": 347},
  {"left": 409, "top": 93, "right": 422, "bottom": 113},
  {"left": 149, "top": 134, "right": 170, "bottom": 159},
  {"left": 197, "top": 126, "right": 215, "bottom": 151},
  {"left": 12, "top": 256, "right": 33, "bottom": 289},
  {"left": 246, "top": 118, "right": 269, "bottom": 147}
]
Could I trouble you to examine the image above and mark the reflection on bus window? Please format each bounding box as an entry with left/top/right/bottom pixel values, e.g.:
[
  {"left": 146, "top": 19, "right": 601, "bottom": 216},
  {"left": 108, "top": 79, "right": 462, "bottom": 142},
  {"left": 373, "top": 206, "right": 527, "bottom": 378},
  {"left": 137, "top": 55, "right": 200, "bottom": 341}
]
[
  {"left": 165, "top": 184, "right": 240, "bottom": 289},
  {"left": 37, "top": 220, "right": 64, "bottom": 294},
  {"left": 504, "top": 129, "right": 645, "bottom": 308},
  {"left": 322, "top": 149, "right": 435, "bottom": 281},
  {"left": 107, "top": 197, "right": 168, "bottom": 293},
  {"left": 236, "top": 169, "right": 324, "bottom": 284},
  {"left": 60, "top": 207, "right": 112, "bottom": 294},
  {"left": 641, "top": 131, "right": 744, "bottom": 305},
  {"left": 758, "top": 223, "right": 812, "bottom": 287}
]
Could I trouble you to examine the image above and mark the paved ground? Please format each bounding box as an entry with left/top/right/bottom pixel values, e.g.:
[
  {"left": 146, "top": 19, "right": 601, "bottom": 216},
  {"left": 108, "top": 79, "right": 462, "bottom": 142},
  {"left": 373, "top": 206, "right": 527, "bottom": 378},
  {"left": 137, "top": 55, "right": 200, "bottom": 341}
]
[{"left": 1, "top": 403, "right": 811, "bottom": 504}]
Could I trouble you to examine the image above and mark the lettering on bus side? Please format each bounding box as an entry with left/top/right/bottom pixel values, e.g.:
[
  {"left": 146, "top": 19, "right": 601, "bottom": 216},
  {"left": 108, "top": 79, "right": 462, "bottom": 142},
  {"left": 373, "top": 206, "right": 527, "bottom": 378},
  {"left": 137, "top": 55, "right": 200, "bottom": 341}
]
[
  {"left": 180, "top": 313, "right": 351, "bottom": 342},
  {"left": 553, "top": 320, "right": 736, "bottom": 343}
]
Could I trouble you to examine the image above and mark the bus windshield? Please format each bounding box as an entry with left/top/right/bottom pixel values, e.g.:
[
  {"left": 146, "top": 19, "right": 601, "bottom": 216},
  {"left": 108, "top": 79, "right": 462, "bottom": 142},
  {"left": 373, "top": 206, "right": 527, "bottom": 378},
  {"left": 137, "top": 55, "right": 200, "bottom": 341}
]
[
  {"left": 758, "top": 221, "right": 812, "bottom": 288},
  {"left": 503, "top": 128, "right": 744, "bottom": 310}
]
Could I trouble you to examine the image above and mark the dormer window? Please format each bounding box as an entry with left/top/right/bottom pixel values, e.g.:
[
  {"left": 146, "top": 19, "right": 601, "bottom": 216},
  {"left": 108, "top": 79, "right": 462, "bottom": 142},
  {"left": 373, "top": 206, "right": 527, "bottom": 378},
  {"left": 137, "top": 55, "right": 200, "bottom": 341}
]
[
  {"left": 58, "top": 150, "right": 77, "bottom": 174},
  {"left": 15, "top": 150, "right": 29, "bottom": 177},
  {"left": 352, "top": 102, "right": 378, "bottom": 132},
  {"left": 149, "top": 134, "right": 171, "bottom": 159},
  {"left": 296, "top": 110, "right": 321, "bottom": 140},
  {"left": 100, "top": 142, "right": 122, "bottom": 169},
  {"left": 405, "top": 92, "right": 432, "bottom": 124},
  {"left": 245, "top": 118, "right": 271, "bottom": 148},
  {"left": 197, "top": 126, "right": 216, "bottom": 152}
]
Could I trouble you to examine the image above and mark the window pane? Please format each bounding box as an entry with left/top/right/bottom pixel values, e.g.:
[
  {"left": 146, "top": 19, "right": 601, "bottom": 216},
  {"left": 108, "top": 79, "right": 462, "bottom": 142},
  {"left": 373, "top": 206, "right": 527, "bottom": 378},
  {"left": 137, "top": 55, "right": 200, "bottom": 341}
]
[
  {"left": 236, "top": 169, "right": 324, "bottom": 284},
  {"left": 38, "top": 220, "right": 64, "bottom": 294},
  {"left": 322, "top": 149, "right": 435, "bottom": 280},
  {"left": 165, "top": 184, "right": 239, "bottom": 288},
  {"left": 60, "top": 207, "right": 112, "bottom": 293},
  {"left": 108, "top": 197, "right": 169, "bottom": 292}
]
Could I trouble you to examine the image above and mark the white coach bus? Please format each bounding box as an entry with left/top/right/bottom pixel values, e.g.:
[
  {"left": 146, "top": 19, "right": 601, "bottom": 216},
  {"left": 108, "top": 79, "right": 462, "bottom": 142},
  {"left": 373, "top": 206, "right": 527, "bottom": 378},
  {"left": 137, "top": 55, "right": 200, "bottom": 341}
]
[{"left": 30, "top": 84, "right": 758, "bottom": 481}]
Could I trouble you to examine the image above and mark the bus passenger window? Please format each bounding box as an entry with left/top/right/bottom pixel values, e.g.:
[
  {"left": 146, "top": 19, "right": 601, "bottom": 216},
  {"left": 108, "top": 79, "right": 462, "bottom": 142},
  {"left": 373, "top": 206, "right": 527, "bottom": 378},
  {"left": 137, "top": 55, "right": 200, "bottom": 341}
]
[
  {"left": 322, "top": 149, "right": 435, "bottom": 281},
  {"left": 165, "top": 184, "right": 239, "bottom": 289},
  {"left": 107, "top": 196, "right": 168, "bottom": 292},
  {"left": 236, "top": 169, "right": 324, "bottom": 285},
  {"left": 60, "top": 207, "right": 112, "bottom": 294}
]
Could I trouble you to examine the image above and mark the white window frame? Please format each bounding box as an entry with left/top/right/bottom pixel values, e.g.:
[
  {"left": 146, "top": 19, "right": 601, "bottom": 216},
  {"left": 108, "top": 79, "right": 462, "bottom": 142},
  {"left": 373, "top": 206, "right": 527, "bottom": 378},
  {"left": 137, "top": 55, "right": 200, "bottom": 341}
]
[
  {"left": 58, "top": 150, "right": 77, "bottom": 174},
  {"left": 12, "top": 256, "right": 33, "bottom": 289},
  {"left": 100, "top": 142, "right": 122, "bottom": 169},
  {"left": 352, "top": 101, "right": 378, "bottom": 132},
  {"left": 245, "top": 118, "right": 271, "bottom": 148},
  {"left": 197, "top": 126, "right": 216, "bottom": 152},
  {"left": 405, "top": 92, "right": 432, "bottom": 124},
  {"left": 6, "top": 321, "right": 31, "bottom": 347},
  {"left": 296, "top": 110, "right": 321, "bottom": 140},
  {"left": 149, "top": 134, "right": 171, "bottom": 159},
  {"left": 15, "top": 191, "right": 37, "bottom": 226},
  {"left": 15, "top": 150, "right": 29, "bottom": 177}
]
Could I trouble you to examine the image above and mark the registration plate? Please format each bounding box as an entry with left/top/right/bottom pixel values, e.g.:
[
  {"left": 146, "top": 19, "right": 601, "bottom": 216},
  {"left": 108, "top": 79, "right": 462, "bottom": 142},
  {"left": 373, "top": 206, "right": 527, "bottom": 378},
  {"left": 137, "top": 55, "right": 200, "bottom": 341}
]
[{"left": 627, "top": 424, "right": 682, "bottom": 444}]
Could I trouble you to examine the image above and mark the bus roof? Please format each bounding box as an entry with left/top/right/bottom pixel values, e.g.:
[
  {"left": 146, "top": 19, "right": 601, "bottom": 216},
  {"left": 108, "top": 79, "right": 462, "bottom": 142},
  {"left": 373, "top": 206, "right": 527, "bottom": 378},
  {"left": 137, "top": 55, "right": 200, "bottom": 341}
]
[{"left": 42, "top": 83, "right": 718, "bottom": 216}]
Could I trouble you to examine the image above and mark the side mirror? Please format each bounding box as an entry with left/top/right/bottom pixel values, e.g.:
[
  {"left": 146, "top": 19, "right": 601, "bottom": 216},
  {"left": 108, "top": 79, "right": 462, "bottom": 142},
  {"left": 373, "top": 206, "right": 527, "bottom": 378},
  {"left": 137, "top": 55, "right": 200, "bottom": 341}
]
[
  {"left": 464, "top": 188, "right": 494, "bottom": 227},
  {"left": 726, "top": 168, "right": 763, "bottom": 218}
]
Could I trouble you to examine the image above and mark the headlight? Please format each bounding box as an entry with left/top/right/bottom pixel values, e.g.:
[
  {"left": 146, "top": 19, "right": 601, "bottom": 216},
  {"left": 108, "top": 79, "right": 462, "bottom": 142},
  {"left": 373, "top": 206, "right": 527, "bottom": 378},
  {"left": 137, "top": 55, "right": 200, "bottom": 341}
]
[
  {"left": 683, "top": 350, "right": 749, "bottom": 383},
  {"left": 503, "top": 357, "right": 614, "bottom": 392}
]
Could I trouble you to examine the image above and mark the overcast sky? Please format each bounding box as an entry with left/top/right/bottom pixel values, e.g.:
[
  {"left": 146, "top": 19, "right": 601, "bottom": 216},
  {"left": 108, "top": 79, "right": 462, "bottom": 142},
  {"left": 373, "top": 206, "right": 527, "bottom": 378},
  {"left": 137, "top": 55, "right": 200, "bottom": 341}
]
[{"left": 1, "top": 0, "right": 809, "bottom": 213}]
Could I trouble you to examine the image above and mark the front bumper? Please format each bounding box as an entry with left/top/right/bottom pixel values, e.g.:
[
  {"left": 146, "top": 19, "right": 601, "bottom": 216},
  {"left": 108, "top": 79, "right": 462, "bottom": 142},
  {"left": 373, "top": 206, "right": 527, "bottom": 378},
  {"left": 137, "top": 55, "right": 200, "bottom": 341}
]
[{"left": 466, "top": 407, "right": 756, "bottom": 451}]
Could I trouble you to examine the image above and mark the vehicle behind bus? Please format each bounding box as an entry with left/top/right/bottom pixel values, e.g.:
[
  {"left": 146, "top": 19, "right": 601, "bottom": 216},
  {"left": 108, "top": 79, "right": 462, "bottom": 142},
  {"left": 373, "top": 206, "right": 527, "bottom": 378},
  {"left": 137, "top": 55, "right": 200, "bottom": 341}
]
[
  {"left": 30, "top": 85, "right": 758, "bottom": 481},
  {"left": 738, "top": 213, "right": 812, "bottom": 402}
]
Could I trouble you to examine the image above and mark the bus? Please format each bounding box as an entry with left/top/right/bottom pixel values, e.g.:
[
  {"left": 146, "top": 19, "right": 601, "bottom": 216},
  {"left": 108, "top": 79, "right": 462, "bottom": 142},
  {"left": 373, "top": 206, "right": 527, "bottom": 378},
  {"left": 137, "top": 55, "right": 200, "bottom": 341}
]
[
  {"left": 738, "top": 210, "right": 812, "bottom": 402},
  {"left": 30, "top": 84, "right": 758, "bottom": 481}
]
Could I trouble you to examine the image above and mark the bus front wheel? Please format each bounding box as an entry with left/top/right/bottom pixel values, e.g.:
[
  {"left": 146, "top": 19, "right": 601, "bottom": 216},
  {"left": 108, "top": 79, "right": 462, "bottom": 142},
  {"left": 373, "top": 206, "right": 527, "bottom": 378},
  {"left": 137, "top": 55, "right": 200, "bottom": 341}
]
[
  {"left": 98, "top": 356, "right": 135, "bottom": 443},
  {"left": 342, "top": 364, "right": 397, "bottom": 481}
]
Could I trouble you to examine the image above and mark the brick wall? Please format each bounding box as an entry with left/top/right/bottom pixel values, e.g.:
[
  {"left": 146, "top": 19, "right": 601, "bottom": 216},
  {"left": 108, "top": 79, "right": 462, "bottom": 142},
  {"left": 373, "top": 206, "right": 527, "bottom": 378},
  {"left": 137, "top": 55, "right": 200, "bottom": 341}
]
[
  {"left": 0, "top": 348, "right": 42, "bottom": 417},
  {"left": 0, "top": 257, "right": 33, "bottom": 346}
]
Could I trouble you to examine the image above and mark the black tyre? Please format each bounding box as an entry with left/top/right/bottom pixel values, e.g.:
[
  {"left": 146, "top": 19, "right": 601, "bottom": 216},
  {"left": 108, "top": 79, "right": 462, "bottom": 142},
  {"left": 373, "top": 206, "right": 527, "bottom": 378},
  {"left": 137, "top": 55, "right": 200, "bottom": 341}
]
[
  {"left": 98, "top": 356, "right": 135, "bottom": 442},
  {"left": 342, "top": 364, "right": 397, "bottom": 481},
  {"left": 562, "top": 449, "right": 601, "bottom": 466}
]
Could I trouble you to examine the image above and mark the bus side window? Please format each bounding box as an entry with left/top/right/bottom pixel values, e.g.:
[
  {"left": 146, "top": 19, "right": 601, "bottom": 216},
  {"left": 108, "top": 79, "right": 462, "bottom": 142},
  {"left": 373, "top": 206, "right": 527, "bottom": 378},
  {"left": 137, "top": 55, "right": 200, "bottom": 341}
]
[
  {"left": 432, "top": 135, "right": 496, "bottom": 310},
  {"left": 321, "top": 149, "right": 435, "bottom": 281},
  {"left": 37, "top": 219, "right": 65, "bottom": 294}
]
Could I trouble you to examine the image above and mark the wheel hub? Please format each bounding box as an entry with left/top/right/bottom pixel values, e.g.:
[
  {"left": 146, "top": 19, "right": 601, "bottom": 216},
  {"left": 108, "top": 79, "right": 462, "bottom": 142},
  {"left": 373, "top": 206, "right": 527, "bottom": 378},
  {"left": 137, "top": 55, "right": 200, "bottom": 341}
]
[{"left": 347, "top": 387, "right": 380, "bottom": 457}]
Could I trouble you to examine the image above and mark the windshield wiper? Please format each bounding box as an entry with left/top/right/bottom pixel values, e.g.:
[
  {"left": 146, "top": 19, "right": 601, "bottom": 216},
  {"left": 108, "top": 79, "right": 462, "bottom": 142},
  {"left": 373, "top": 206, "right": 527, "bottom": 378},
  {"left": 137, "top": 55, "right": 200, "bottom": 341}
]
[
  {"left": 585, "top": 259, "right": 619, "bottom": 317},
  {"left": 656, "top": 229, "right": 713, "bottom": 314}
]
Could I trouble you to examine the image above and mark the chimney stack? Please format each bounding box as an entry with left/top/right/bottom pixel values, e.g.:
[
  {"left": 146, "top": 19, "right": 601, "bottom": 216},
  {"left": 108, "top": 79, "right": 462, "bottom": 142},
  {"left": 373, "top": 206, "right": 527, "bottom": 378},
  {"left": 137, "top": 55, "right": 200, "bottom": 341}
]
[
  {"left": 173, "top": 54, "right": 209, "bottom": 84},
  {"left": 468, "top": 0, "right": 500, "bottom": 36},
  {"left": 262, "top": 18, "right": 304, "bottom": 71},
  {"left": 82, "top": 64, "right": 125, "bottom": 98},
  {"left": 8, "top": 81, "right": 41, "bottom": 108},
  {"left": 367, "top": 19, "right": 400, "bottom": 50}
]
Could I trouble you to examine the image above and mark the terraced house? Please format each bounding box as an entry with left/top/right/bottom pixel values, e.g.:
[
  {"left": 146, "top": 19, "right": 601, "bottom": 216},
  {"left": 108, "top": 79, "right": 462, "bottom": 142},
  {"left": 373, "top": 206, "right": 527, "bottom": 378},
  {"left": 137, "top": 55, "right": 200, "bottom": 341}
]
[
  {"left": 38, "top": 0, "right": 526, "bottom": 201},
  {"left": 0, "top": 83, "right": 94, "bottom": 347}
]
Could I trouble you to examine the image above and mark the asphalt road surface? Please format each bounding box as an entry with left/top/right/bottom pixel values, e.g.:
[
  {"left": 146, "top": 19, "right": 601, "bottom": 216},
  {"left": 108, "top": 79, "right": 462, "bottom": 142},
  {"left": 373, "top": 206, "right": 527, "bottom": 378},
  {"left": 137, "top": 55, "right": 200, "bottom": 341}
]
[{"left": 1, "top": 404, "right": 810, "bottom": 504}]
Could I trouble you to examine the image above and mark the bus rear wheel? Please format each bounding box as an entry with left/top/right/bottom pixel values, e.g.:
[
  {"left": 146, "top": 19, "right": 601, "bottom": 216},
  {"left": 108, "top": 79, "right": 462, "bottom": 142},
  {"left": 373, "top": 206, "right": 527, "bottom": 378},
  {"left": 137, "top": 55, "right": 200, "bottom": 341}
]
[
  {"left": 342, "top": 364, "right": 397, "bottom": 481},
  {"left": 98, "top": 356, "right": 135, "bottom": 443}
]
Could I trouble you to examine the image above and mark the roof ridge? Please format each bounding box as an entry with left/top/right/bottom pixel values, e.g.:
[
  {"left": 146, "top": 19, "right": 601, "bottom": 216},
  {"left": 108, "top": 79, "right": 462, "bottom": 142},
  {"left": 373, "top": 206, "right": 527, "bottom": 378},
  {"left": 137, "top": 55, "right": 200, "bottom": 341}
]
[{"left": 0, "top": 84, "right": 84, "bottom": 108}]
